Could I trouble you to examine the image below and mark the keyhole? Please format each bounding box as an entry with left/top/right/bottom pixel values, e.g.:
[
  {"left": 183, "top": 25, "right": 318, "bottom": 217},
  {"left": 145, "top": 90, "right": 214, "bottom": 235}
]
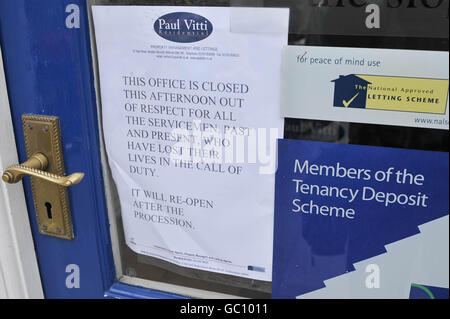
[{"left": 45, "top": 202, "right": 53, "bottom": 219}]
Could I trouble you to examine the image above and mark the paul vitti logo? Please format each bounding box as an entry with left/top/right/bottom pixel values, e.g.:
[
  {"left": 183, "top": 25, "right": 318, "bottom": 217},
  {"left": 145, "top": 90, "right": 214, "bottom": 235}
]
[
  {"left": 332, "top": 74, "right": 449, "bottom": 114},
  {"left": 154, "top": 12, "right": 213, "bottom": 43}
]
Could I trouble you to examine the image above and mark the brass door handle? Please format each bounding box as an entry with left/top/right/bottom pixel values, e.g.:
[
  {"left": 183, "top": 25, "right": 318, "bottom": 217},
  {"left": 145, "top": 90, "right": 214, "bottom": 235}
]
[{"left": 2, "top": 153, "right": 84, "bottom": 187}]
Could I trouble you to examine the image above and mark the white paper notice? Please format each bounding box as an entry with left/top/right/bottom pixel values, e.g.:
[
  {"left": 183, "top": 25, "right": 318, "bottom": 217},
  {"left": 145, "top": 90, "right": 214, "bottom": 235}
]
[{"left": 93, "top": 6, "right": 289, "bottom": 281}]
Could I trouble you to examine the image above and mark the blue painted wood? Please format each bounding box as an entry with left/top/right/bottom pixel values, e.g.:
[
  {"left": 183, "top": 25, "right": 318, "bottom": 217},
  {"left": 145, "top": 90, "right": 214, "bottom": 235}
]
[
  {"left": 0, "top": 0, "right": 185, "bottom": 299},
  {"left": 106, "top": 283, "right": 190, "bottom": 300},
  {"left": 0, "top": 0, "right": 114, "bottom": 298}
]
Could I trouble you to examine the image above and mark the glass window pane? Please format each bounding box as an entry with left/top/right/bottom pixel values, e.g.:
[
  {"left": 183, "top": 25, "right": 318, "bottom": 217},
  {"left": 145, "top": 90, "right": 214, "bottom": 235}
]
[{"left": 88, "top": 0, "right": 448, "bottom": 298}]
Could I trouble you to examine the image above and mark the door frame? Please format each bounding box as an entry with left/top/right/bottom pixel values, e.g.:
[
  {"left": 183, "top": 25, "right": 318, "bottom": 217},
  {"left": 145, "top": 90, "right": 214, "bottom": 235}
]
[{"left": 0, "top": 44, "right": 44, "bottom": 299}]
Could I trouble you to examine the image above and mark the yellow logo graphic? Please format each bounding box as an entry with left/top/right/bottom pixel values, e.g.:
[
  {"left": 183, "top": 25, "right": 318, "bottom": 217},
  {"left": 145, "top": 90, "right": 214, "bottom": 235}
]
[
  {"left": 343, "top": 93, "right": 360, "bottom": 108},
  {"left": 332, "top": 74, "right": 449, "bottom": 114}
]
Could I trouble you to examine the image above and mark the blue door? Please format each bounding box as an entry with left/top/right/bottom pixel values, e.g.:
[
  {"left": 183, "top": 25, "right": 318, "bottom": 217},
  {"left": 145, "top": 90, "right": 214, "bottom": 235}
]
[
  {"left": 0, "top": 0, "right": 112, "bottom": 299},
  {"left": 0, "top": 0, "right": 184, "bottom": 299}
]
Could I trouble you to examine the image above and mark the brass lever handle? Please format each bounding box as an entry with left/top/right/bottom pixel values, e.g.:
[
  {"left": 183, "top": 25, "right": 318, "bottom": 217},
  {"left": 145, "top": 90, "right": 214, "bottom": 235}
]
[{"left": 2, "top": 153, "right": 84, "bottom": 187}]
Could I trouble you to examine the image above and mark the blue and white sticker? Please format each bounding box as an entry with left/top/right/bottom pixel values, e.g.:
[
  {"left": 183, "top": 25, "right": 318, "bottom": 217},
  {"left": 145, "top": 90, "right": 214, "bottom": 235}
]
[{"left": 273, "top": 140, "right": 449, "bottom": 299}]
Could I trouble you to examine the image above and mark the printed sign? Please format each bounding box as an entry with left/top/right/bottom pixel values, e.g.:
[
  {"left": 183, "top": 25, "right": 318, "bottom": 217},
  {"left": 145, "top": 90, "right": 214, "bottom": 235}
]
[
  {"left": 93, "top": 6, "right": 289, "bottom": 281},
  {"left": 281, "top": 46, "right": 449, "bottom": 130},
  {"left": 273, "top": 139, "right": 449, "bottom": 298},
  {"left": 332, "top": 75, "right": 448, "bottom": 114}
]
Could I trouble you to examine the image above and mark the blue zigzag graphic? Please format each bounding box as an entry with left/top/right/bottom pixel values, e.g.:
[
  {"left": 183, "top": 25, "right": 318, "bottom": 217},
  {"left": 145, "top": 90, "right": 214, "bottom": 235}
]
[{"left": 272, "top": 140, "right": 449, "bottom": 299}]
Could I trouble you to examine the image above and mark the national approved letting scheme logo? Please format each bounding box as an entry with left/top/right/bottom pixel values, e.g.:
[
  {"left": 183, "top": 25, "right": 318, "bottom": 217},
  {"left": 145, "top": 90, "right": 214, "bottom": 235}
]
[
  {"left": 332, "top": 74, "right": 449, "bottom": 114},
  {"left": 154, "top": 12, "right": 213, "bottom": 43}
]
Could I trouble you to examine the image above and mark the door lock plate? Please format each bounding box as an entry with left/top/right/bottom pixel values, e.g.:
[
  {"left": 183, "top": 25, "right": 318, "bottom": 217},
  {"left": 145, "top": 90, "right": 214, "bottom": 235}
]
[{"left": 22, "top": 115, "right": 74, "bottom": 240}]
